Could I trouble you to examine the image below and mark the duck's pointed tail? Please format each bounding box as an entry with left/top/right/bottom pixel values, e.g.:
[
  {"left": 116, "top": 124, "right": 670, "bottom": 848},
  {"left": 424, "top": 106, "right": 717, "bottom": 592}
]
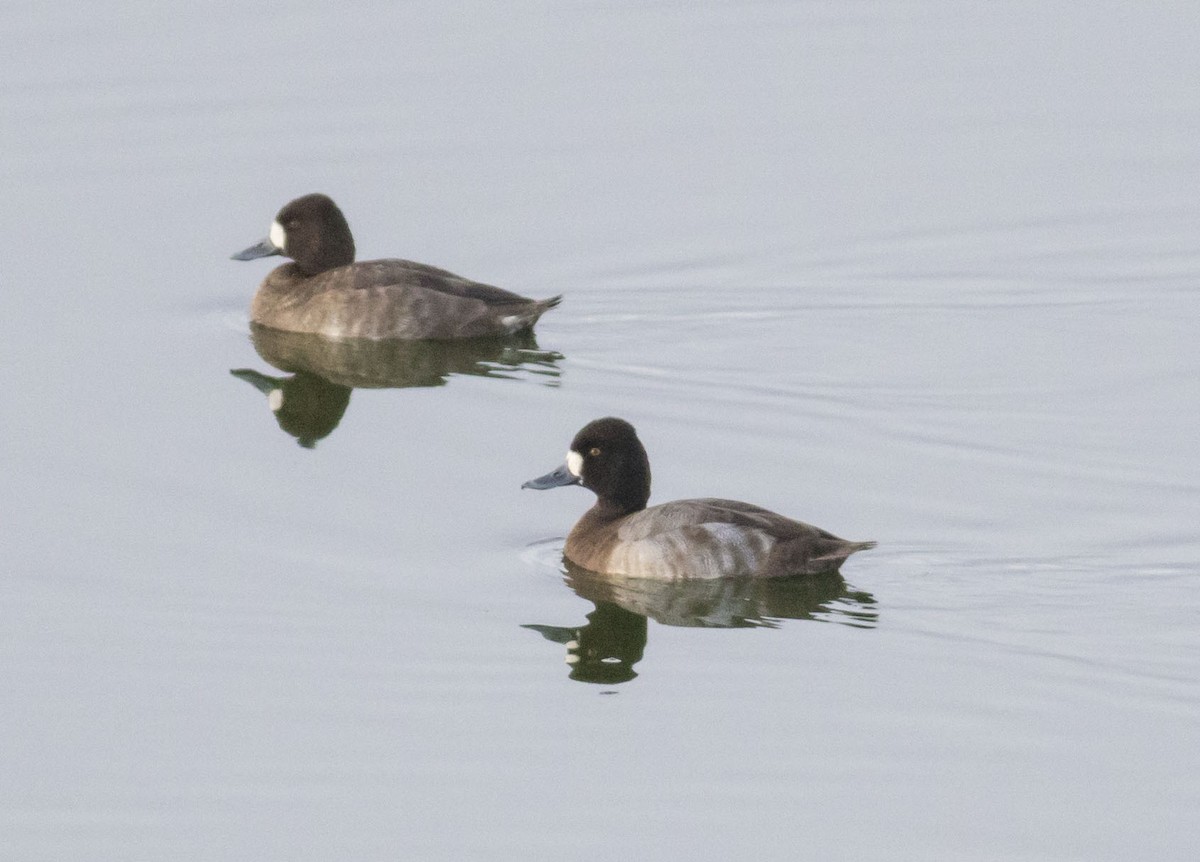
[
  {"left": 810, "top": 539, "right": 876, "bottom": 568},
  {"left": 843, "top": 540, "right": 877, "bottom": 555},
  {"left": 517, "top": 294, "right": 562, "bottom": 330}
]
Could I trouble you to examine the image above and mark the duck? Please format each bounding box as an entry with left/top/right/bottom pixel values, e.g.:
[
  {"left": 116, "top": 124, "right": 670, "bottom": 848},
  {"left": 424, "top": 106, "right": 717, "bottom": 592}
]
[
  {"left": 232, "top": 193, "right": 561, "bottom": 340},
  {"left": 523, "top": 417, "right": 874, "bottom": 579}
]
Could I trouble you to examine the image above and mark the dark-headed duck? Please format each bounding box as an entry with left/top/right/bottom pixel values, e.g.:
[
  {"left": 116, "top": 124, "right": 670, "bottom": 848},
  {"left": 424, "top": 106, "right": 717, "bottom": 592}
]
[
  {"left": 232, "top": 193, "right": 560, "bottom": 340},
  {"left": 523, "top": 417, "right": 874, "bottom": 579}
]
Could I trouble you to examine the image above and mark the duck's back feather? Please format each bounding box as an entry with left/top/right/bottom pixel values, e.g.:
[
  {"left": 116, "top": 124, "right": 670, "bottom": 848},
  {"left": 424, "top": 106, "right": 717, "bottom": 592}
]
[
  {"left": 345, "top": 259, "right": 535, "bottom": 304},
  {"left": 615, "top": 498, "right": 833, "bottom": 541}
]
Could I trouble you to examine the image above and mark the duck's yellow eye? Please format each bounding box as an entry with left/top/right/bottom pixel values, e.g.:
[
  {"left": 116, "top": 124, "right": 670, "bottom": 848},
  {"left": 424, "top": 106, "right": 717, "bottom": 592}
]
[{"left": 589, "top": 447, "right": 601, "bottom": 457}]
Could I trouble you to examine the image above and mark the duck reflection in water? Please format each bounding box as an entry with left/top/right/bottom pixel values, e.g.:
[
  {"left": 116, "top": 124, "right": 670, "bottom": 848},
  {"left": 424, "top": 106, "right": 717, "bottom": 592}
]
[
  {"left": 231, "top": 323, "right": 562, "bottom": 447},
  {"left": 524, "top": 562, "right": 877, "bottom": 685}
]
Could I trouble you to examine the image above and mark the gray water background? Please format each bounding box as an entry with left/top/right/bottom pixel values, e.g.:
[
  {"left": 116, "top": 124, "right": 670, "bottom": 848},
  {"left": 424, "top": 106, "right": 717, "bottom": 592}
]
[{"left": 3, "top": 1, "right": 1199, "bottom": 858}]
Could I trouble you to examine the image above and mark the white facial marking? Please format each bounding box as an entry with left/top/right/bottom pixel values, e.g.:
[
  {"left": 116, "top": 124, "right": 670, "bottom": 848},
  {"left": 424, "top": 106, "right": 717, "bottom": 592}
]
[
  {"left": 267, "top": 389, "right": 284, "bottom": 411},
  {"left": 269, "top": 220, "right": 286, "bottom": 251},
  {"left": 566, "top": 450, "right": 583, "bottom": 478}
]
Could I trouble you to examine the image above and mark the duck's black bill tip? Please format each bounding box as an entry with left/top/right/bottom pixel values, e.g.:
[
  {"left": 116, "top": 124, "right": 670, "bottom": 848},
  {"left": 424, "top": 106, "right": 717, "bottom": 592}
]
[
  {"left": 522, "top": 463, "right": 580, "bottom": 490},
  {"left": 231, "top": 238, "right": 282, "bottom": 261}
]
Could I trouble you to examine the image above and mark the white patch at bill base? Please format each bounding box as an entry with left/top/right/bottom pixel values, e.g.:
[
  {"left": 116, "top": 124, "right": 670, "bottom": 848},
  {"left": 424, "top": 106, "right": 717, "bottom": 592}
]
[
  {"left": 566, "top": 450, "right": 583, "bottom": 477},
  {"left": 267, "top": 389, "right": 284, "bottom": 411},
  {"left": 269, "top": 220, "right": 286, "bottom": 251}
]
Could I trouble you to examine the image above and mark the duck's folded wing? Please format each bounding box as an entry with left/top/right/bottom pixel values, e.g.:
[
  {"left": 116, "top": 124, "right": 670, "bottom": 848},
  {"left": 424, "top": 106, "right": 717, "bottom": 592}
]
[
  {"left": 616, "top": 498, "right": 831, "bottom": 542},
  {"left": 353, "top": 259, "right": 534, "bottom": 304}
]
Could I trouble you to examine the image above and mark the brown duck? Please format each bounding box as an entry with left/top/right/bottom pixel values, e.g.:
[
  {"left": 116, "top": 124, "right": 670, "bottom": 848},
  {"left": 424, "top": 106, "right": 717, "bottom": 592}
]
[
  {"left": 232, "top": 193, "right": 561, "bottom": 340},
  {"left": 524, "top": 417, "right": 875, "bottom": 579}
]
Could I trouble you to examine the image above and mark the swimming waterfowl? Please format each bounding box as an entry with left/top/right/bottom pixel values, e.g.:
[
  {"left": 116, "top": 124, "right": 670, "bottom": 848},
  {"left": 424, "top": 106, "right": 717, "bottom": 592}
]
[
  {"left": 232, "top": 193, "right": 561, "bottom": 339},
  {"left": 523, "top": 417, "right": 874, "bottom": 579}
]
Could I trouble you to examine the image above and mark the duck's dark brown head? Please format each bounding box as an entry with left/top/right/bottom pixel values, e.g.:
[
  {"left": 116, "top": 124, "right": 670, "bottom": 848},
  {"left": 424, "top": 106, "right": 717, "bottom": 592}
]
[
  {"left": 232, "top": 193, "right": 356, "bottom": 276},
  {"left": 523, "top": 416, "right": 652, "bottom": 514}
]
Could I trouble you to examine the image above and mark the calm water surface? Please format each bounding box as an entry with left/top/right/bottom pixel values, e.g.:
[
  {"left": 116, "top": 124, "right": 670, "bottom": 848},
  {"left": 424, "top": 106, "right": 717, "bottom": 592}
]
[{"left": 3, "top": 1, "right": 1199, "bottom": 859}]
